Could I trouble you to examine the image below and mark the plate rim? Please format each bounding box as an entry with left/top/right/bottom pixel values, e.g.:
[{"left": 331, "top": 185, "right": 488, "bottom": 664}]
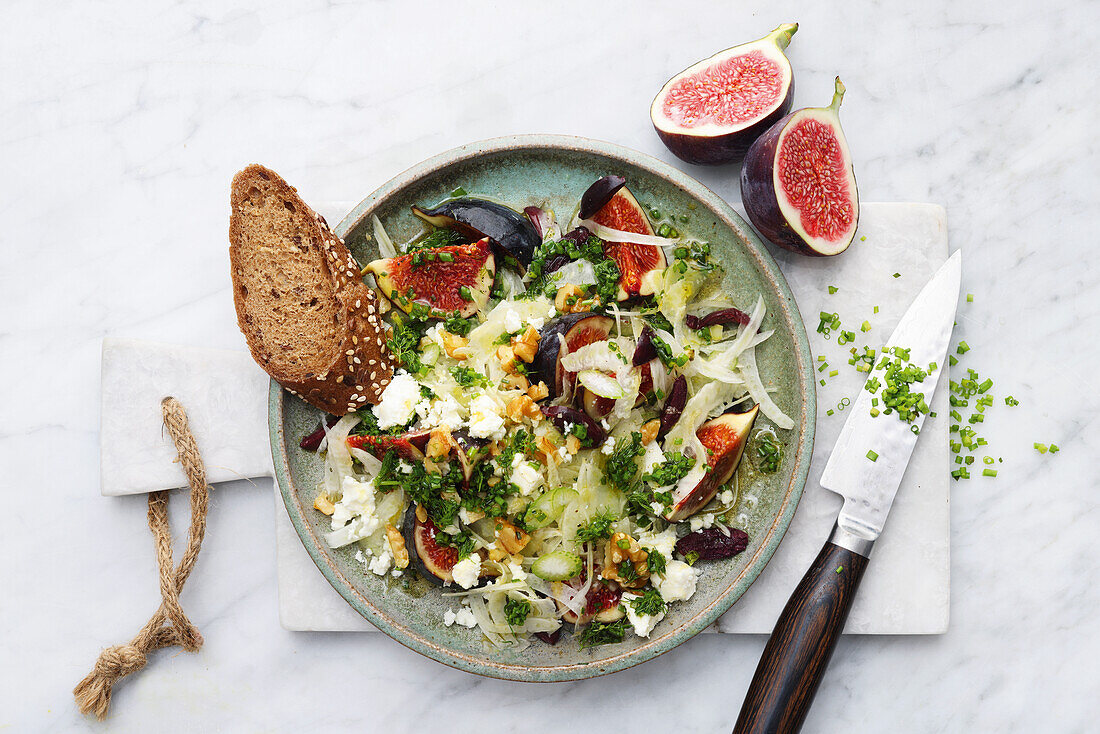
[{"left": 269, "top": 133, "right": 816, "bottom": 681}]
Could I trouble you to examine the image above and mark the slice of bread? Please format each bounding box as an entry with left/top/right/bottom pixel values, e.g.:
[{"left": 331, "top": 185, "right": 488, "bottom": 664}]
[{"left": 229, "top": 164, "right": 394, "bottom": 415}]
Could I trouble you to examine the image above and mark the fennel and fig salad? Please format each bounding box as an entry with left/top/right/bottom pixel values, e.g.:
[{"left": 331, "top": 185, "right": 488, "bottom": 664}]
[{"left": 301, "top": 176, "right": 793, "bottom": 648}]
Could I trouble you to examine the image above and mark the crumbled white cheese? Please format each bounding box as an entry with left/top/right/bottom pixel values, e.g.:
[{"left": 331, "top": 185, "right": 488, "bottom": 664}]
[
  {"left": 511, "top": 461, "right": 542, "bottom": 496},
  {"left": 600, "top": 418, "right": 611, "bottom": 431},
  {"left": 719, "top": 489, "right": 735, "bottom": 505},
  {"left": 453, "top": 607, "right": 477, "bottom": 628},
  {"left": 368, "top": 548, "right": 393, "bottom": 576},
  {"left": 325, "top": 475, "right": 383, "bottom": 548},
  {"left": 636, "top": 527, "right": 678, "bottom": 558},
  {"left": 397, "top": 461, "right": 414, "bottom": 474},
  {"left": 503, "top": 308, "right": 523, "bottom": 333},
  {"left": 655, "top": 560, "right": 697, "bottom": 602},
  {"left": 451, "top": 555, "right": 482, "bottom": 589},
  {"left": 468, "top": 394, "right": 505, "bottom": 439},
  {"left": 601, "top": 435, "right": 617, "bottom": 455},
  {"left": 547, "top": 306, "right": 557, "bottom": 318},
  {"left": 621, "top": 593, "right": 665, "bottom": 638},
  {"left": 650, "top": 501, "right": 665, "bottom": 516},
  {"left": 689, "top": 513, "right": 716, "bottom": 533},
  {"left": 507, "top": 560, "right": 527, "bottom": 582},
  {"left": 417, "top": 393, "right": 464, "bottom": 430},
  {"left": 529, "top": 316, "right": 545, "bottom": 330},
  {"left": 375, "top": 372, "right": 420, "bottom": 429},
  {"left": 557, "top": 446, "right": 570, "bottom": 461}
]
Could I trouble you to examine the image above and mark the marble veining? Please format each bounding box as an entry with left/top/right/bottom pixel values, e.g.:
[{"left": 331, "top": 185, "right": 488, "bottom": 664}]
[{"left": 1, "top": 1, "right": 1097, "bottom": 732}]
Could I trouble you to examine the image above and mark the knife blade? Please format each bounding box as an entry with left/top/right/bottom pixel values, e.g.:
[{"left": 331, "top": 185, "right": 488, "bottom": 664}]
[
  {"left": 734, "top": 251, "right": 962, "bottom": 734},
  {"left": 820, "top": 249, "right": 962, "bottom": 545}
]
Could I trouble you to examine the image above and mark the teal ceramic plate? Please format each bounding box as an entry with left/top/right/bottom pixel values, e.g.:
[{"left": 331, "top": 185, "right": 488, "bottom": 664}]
[{"left": 269, "top": 135, "right": 815, "bottom": 681}]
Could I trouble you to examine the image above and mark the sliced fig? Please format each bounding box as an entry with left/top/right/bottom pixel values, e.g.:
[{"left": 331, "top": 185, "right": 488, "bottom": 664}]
[
  {"left": 404, "top": 505, "right": 460, "bottom": 585},
  {"left": 578, "top": 175, "right": 627, "bottom": 220},
  {"left": 413, "top": 198, "right": 540, "bottom": 270},
  {"left": 542, "top": 405, "right": 607, "bottom": 447},
  {"left": 557, "top": 577, "right": 624, "bottom": 625},
  {"left": 365, "top": 237, "right": 495, "bottom": 318},
  {"left": 651, "top": 23, "right": 798, "bottom": 165},
  {"left": 590, "top": 187, "right": 667, "bottom": 300},
  {"left": 740, "top": 77, "right": 859, "bottom": 257},
  {"left": 300, "top": 415, "right": 340, "bottom": 451},
  {"left": 347, "top": 430, "right": 432, "bottom": 461},
  {"left": 665, "top": 405, "right": 759, "bottom": 522},
  {"left": 533, "top": 312, "right": 614, "bottom": 398},
  {"left": 676, "top": 526, "right": 750, "bottom": 561}
]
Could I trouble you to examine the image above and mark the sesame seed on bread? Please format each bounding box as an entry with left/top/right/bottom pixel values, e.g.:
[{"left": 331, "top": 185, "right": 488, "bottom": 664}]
[{"left": 229, "top": 164, "right": 394, "bottom": 415}]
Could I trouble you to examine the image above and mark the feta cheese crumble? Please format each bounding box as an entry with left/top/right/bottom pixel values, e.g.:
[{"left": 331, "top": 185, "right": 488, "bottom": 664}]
[
  {"left": 444, "top": 607, "right": 478, "bottom": 628},
  {"left": 510, "top": 461, "right": 542, "bottom": 496},
  {"left": 375, "top": 372, "right": 420, "bottom": 429},
  {"left": 621, "top": 593, "right": 666, "bottom": 638},
  {"left": 654, "top": 560, "right": 698, "bottom": 602},
  {"left": 451, "top": 555, "right": 482, "bottom": 589},
  {"left": 468, "top": 394, "right": 505, "bottom": 439}
]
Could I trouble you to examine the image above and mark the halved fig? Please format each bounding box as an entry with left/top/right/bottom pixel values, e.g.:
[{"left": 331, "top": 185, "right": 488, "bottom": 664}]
[
  {"left": 403, "top": 505, "right": 460, "bottom": 585},
  {"left": 665, "top": 405, "right": 759, "bottom": 522},
  {"left": 365, "top": 237, "right": 495, "bottom": 317},
  {"left": 580, "top": 361, "right": 656, "bottom": 420},
  {"left": 533, "top": 312, "right": 614, "bottom": 398},
  {"left": 651, "top": 23, "right": 798, "bottom": 165},
  {"left": 347, "top": 430, "right": 431, "bottom": 461},
  {"left": 589, "top": 187, "right": 667, "bottom": 300},
  {"left": 413, "top": 198, "right": 540, "bottom": 271},
  {"left": 740, "top": 77, "right": 859, "bottom": 256}
]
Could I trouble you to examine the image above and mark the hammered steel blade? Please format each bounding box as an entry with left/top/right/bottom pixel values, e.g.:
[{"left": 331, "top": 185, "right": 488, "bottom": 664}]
[{"left": 819, "top": 250, "right": 962, "bottom": 542}]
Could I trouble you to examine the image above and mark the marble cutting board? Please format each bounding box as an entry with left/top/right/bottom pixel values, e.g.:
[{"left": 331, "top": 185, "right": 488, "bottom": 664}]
[{"left": 100, "top": 202, "right": 951, "bottom": 635}]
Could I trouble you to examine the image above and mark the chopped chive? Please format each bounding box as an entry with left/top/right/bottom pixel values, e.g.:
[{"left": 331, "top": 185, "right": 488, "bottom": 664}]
[
  {"left": 866, "top": 450, "right": 878, "bottom": 462},
  {"left": 1005, "top": 396, "right": 1019, "bottom": 406},
  {"left": 983, "top": 456, "right": 994, "bottom": 465},
  {"left": 873, "top": 305, "right": 879, "bottom": 314},
  {"left": 438, "top": 252, "right": 455, "bottom": 263},
  {"left": 828, "top": 286, "right": 839, "bottom": 294},
  {"left": 957, "top": 341, "right": 970, "bottom": 354},
  {"left": 818, "top": 362, "right": 828, "bottom": 373},
  {"left": 1034, "top": 443, "right": 1048, "bottom": 454},
  {"left": 820, "top": 379, "right": 826, "bottom": 386},
  {"left": 967, "top": 293, "right": 974, "bottom": 303},
  {"left": 826, "top": 409, "right": 834, "bottom": 416},
  {"left": 459, "top": 285, "right": 473, "bottom": 301},
  {"left": 861, "top": 321, "right": 871, "bottom": 332},
  {"left": 892, "top": 272, "right": 901, "bottom": 278},
  {"left": 836, "top": 565, "right": 845, "bottom": 573},
  {"left": 870, "top": 408, "right": 880, "bottom": 417},
  {"left": 829, "top": 370, "right": 839, "bottom": 377},
  {"left": 982, "top": 468, "right": 998, "bottom": 477},
  {"left": 1050, "top": 444, "right": 1060, "bottom": 454},
  {"left": 818, "top": 355, "right": 827, "bottom": 362},
  {"left": 949, "top": 355, "right": 959, "bottom": 366}
]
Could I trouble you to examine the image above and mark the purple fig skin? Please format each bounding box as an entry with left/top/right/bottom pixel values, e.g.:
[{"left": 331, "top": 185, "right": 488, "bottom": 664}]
[
  {"left": 632, "top": 326, "right": 658, "bottom": 366},
  {"left": 543, "top": 405, "right": 608, "bottom": 446},
  {"left": 655, "top": 83, "right": 794, "bottom": 166},
  {"left": 659, "top": 375, "right": 688, "bottom": 436},
  {"left": 578, "top": 175, "right": 627, "bottom": 220}
]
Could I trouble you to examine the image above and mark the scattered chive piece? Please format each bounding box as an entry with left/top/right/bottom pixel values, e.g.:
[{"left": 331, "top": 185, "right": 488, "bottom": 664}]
[
  {"left": 982, "top": 468, "right": 998, "bottom": 477},
  {"left": 818, "top": 362, "right": 828, "bottom": 373},
  {"left": 817, "top": 355, "right": 827, "bottom": 363},
  {"left": 860, "top": 235, "right": 867, "bottom": 241},
  {"left": 1005, "top": 396, "right": 1019, "bottom": 406},
  {"left": 967, "top": 293, "right": 974, "bottom": 303},
  {"left": 957, "top": 341, "right": 970, "bottom": 354},
  {"left": 866, "top": 450, "right": 879, "bottom": 462},
  {"left": 892, "top": 272, "right": 901, "bottom": 278},
  {"left": 438, "top": 252, "right": 455, "bottom": 263},
  {"left": 873, "top": 305, "right": 879, "bottom": 314},
  {"left": 1050, "top": 444, "right": 1060, "bottom": 454},
  {"left": 836, "top": 565, "right": 845, "bottom": 573},
  {"left": 870, "top": 408, "right": 880, "bottom": 417},
  {"left": 1034, "top": 443, "right": 1048, "bottom": 454},
  {"left": 820, "top": 379, "right": 826, "bottom": 386},
  {"left": 826, "top": 409, "right": 834, "bottom": 416},
  {"left": 829, "top": 369, "right": 839, "bottom": 377},
  {"left": 828, "top": 286, "right": 839, "bottom": 294},
  {"left": 983, "top": 456, "right": 994, "bottom": 465},
  {"left": 949, "top": 355, "right": 958, "bottom": 366}
]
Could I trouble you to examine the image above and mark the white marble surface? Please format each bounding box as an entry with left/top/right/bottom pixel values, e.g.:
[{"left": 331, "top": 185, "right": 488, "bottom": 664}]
[{"left": 2, "top": 1, "right": 1098, "bottom": 732}]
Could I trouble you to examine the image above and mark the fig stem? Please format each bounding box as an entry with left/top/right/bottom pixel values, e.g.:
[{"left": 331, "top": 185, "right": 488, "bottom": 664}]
[
  {"left": 830, "top": 77, "right": 846, "bottom": 111},
  {"left": 768, "top": 22, "right": 798, "bottom": 50}
]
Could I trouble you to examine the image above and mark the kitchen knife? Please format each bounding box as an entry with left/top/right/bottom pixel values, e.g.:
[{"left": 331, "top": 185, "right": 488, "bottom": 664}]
[{"left": 733, "top": 251, "right": 962, "bottom": 734}]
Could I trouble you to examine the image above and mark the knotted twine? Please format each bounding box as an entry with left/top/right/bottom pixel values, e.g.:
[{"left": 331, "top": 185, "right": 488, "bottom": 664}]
[{"left": 73, "top": 397, "right": 210, "bottom": 719}]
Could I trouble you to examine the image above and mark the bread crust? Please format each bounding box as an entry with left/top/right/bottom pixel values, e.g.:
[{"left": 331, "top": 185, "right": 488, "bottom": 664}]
[{"left": 229, "top": 164, "right": 394, "bottom": 415}]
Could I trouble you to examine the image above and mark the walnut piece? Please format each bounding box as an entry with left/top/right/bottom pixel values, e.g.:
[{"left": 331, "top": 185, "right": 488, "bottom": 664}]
[
  {"left": 601, "top": 532, "right": 650, "bottom": 589},
  {"left": 385, "top": 524, "right": 409, "bottom": 569}
]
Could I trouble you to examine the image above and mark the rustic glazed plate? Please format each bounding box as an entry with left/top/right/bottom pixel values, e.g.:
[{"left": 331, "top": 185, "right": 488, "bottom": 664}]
[{"left": 270, "top": 135, "right": 815, "bottom": 681}]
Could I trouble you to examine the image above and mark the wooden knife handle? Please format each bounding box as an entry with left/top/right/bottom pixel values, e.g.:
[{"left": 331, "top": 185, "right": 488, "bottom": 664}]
[{"left": 733, "top": 536, "right": 870, "bottom": 734}]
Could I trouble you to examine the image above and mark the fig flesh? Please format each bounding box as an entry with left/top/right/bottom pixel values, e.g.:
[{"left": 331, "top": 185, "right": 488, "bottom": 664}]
[
  {"left": 651, "top": 24, "right": 798, "bottom": 165},
  {"left": 404, "top": 505, "right": 460, "bottom": 585},
  {"left": 740, "top": 77, "right": 859, "bottom": 256},
  {"left": 557, "top": 576, "right": 624, "bottom": 625},
  {"left": 347, "top": 430, "right": 431, "bottom": 461},
  {"left": 665, "top": 405, "right": 759, "bottom": 521},
  {"left": 589, "top": 187, "right": 666, "bottom": 300},
  {"left": 365, "top": 237, "right": 495, "bottom": 318},
  {"left": 533, "top": 312, "right": 614, "bottom": 399},
  {"left": 580, "top": 361, "right": 654, "bottom": 421},
  {"left": 412, "top": 198, "right": 540, "bottom": 271}
]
